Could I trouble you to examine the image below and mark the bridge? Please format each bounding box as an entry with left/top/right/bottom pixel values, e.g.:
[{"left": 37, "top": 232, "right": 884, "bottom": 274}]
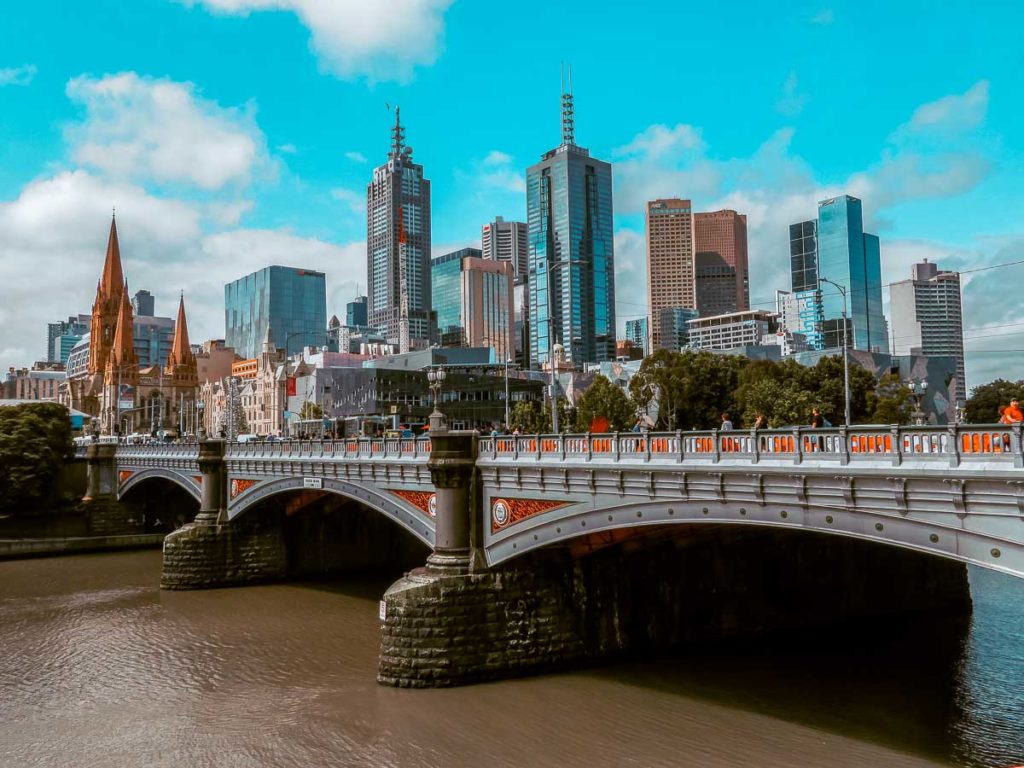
[{"left": 77, "top": 422, "right": 1024, "bottom": 686}]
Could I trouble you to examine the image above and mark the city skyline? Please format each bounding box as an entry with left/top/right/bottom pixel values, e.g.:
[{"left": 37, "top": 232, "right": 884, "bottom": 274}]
[{"left": 1, "top": 1, "right": 1022, "bottom": 388}]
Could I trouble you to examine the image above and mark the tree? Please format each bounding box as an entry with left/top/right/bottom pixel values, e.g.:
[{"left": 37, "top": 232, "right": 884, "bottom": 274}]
[
  {"left": 300, "top": 401, "right": 323, "bottom": 420},
  {"left": 867, "top": 373, "right": 913, "bottom": 425},
  {"left": 965, "top": 379, "right": 1024, "bottom": 423},
  {"left": 629, "top": 350, "right": 746, "bottom": 430},
  {"left": 573, "top": 375, "right": 635, "bottom": 432},
  {"left": 508, "top": 399, "right": 572, "bottom": 434},
  {"left": 0, "top": 403, "right": 74, "bottom": 517}
]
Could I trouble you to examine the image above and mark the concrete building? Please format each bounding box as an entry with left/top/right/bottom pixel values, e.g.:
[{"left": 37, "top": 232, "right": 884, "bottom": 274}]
[
  {"left": 224, "top": 265, "right": 327, "bottom": 359},
  {"left": 194, "top": 339, "right": 238, "bottom": 384},
  {"left": 527, "top": 74, "right": 616, "bottom": 367},
  {"left": 367, "top": 108, "right": 432, "bottom": 352},
  {"left": 889, "top": 260, "right": 966, "bottom": 403},
  {"left": 685, "top": 310, "right": 777, "bottom": 352},
  {"left": 694, "top": 209, "right": 749, "bottom": 317},
  {"left": 646, "top": 198, "right": 695, "bottom": 349},
  {"left": 4, "top": 366, "right": 65, "bottom": 400},
  {"left": 482, "top": 216, "right": 528, "bottom": 280}
]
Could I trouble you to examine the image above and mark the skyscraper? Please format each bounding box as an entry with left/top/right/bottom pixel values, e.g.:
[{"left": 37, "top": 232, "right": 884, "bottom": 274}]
[
  {"left": 694, "top": 209, "right": 749, "bottom": 317},
  {"left": 527, "top": 71, "right": 616, "bottom": 367},
  {"left": 47, "top": 314, "right": 90, "bottom": 363},
  {"left": 346, "top": 295, "right": 368, "bottom": 327},
  {"left": 482, "top": 216, "right": 528, "bottom": 280},
  {"left": 889, "top": 260, "right": 966, "bottom": 402},
  {"left": 431, "top": 247, "right": 483, "bottom": 341},
  {"left": 625, "top": 317, "right": 649, "bottom": 357},
  {"left": 646, "top": 198, "right": 695, "bottom": 349},
  {"left": 430, "top": 248, "right": 514, "bottom": 361},
  {"left": 366, "top": 108, "right": 432, "bottom": 351},
  {"left": 816, "top": 195, "right": 888, "bottom": 353},
  {"left": 132, "top": 289, "right": 155, "bottom": 317},
  {"left": 224, "top": 266, "right": 327, "bottom": 359}
]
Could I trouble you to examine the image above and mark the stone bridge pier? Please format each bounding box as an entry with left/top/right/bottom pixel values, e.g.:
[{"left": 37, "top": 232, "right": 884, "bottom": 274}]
[
  {"left": 377, "top": 435, "right": 974, "bottom": 688},
  {"left": 83, "top": 442, "right": 143, "bottom": 535}
]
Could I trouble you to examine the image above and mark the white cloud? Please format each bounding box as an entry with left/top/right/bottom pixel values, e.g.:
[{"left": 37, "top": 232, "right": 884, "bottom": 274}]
[
  {"left": 344, "top": 151, "right": 367, "bottom": 163},
  {"left": 181, "top": 0, "right": 453, "bottom": 81},
  {"left": 810, "top": 9, "right": 835, "bottom": 25},
  {"left": 904, "top": 80, "right": 989, "bottom": 135},
  {"left": 0, "top": 64, "right": 37, "bottom": 87},
  {"left": 776, "top": 71, "right": 808, "bottom": 117},
  {"left": 277, "top": 143, "right": 298, "bottom": 154},
  {"left": 615, "top": 124, "right": 703, "bottom": 160},
  {"left": 483, "top": 150, "right": 513, "bottom": 166},
  {"left": 331, "top": 187, "right": 366, "bottom": 214},
  {"left": 66, "top": 72, "right": 268, "bottom": 190}
]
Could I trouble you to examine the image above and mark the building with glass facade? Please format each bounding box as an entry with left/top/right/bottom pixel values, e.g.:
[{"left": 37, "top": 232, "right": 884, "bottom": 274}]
[
  {"left": 366, "top": 109, "right": 432, "bottom": 351},
  {"left": 224, "top": 265, "right": 327, "bottom": 359},
  {"left": 430, "top": 248, "right": 513, "bottom": 362},
  {"left": 625, "top": 318, "right": 649, "bottom": 357},
  {"left": 694, "top": 209, "right": 749, "bottom": 317},
  {"left": 658, "top": 307, "right": 700, "bottom": 351},
  {"left": 132, "top": 290, "right": 155, "bottom": 317},
  {"left": 346, "top": 295, "right": 368, "bottom": 327},
  {"left": 482, "top": 216, "right": 528, "bottom": 280},
  {"left": 527, "top": 82, "right": 615, "bottom": 367},
  {"left": 47, "top": 314, "right": 90, "bottom": 363}
]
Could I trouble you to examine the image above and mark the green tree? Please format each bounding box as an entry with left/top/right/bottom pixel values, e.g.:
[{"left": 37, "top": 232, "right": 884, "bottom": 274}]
[
  {"left": 573, "top": 375, "right": 636, "bottom": 432},
  {"left": 629, "top": 350, "right": 746, "bottom": 430},
  {"left": 0, "top": 403, "right": 74, "bottom": 517},
  {"left": 867, "top": 373, "right": 913, "bottom": 425},
  {"left": 964, "top": 379, "right": 1024, "bottom": 423},
  {"left": 300, "top": 401, "right": 323, "bottom": 420},
  {"left": 508, "top": 399, "right": 572, "bottom": 434}
]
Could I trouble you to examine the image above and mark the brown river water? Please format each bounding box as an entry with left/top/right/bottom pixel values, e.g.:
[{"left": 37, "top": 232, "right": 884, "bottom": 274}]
[{"left": 1, "top": 551, "right": 1022, "bottom": 768}]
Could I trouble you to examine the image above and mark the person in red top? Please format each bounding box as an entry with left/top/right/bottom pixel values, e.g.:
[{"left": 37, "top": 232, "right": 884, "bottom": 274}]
[{"left": 1004, "top": 398, "right": 1024, "bottom": 423}]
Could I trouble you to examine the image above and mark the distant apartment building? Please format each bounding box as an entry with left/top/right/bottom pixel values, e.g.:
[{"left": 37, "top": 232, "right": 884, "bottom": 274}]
[
  {"left": 4, "top": 365, "right": 65, "bottom": 400},
  {"left": 889, "top": 260, "right": 966, "bottom": 402}
]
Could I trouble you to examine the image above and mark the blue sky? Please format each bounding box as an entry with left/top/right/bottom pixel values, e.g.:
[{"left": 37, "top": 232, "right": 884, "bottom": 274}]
[{"left": 1, "top": 0, "right": 1022, "bottom": 389}]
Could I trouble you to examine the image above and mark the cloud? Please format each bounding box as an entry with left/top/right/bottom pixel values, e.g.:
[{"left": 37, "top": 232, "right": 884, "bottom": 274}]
[
  {"left": 181, "top": 0, "right": 454, "bottom": 81},
  {"left": 344, "top": 151, "right": 367, "bottom": 163},
  {"left": 903, "top": 80, "right": 989, "bottom": 136},
  {"left": 810, "top": 9, "right": 834, "bottom": 25},
  {"left": 477, "top": 150, "right": 525, "bottom": 194},
  {"left": 331, "top": 187, "right": 366, "bottom": 214},
  {"left": 613, "top": 124, "right": 720, "bottom": 212},
  {"left": 66, "top": 72, "right": 268, "bottom": 191},
  {"left": 776, "top": 71, "right": 808, "bottom": 117},
  {"left": 277, "top": 143, "right": 297, "bottom": 154},
  {"left": 612, "top": 228, "right": 648, "bottom": 331},
  {"left": 0, "top": 64, "right": 37, "bottom": 87}
]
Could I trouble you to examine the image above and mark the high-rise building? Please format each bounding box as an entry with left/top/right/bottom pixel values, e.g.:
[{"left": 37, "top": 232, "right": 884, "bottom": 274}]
[
  {"left": 646, "top": 198, "right": 694, "bottom": 349},
  {"left": 47, "top": 314, "right": 90, "bottom": 363},
  {"left": 430, "top": 248, "right": 514, "bottom": 362},
  {"left": 694, "top": 210, "right": 749, "bottom": 317},
  {"left": 366, "top": 108, "right": 432, "bottom": 352},
  {"left": 815, "top": 195, "right": 888, "bottom": 353},
  {"left": 482, "top": 216, "right": 528, "bottom": 280},
  {"left": 527, "top": 71, "right": 616, "bottom": 367},
  {"left": 686, "top": 310, "right": 777, "bottom": 352},
  {"left": 658, "top": 307, "right": 700, "bottom": 352},
  {"left": 132, "top": 289, "right": 155, "bottom": 317},
  {"left": 432, "top": 247, "right": 481, "bottom": 341},
  {"left": 224, "top": 266, "right": 327, "bottom": 359},
  {"left": 346, "top": 295, "right": 368, "bottom": 327},
  {"left": 625, "top": 318, "right": 649, "bottom": 357},
  {"left": 789, "top": 220, "right": 818, "bottom": 292},
  {"left": 889, "top": 260, "right": 966, "bottom": 402}
]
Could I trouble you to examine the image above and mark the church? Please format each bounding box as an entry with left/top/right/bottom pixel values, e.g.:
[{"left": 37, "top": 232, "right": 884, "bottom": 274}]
[{"left": 63, "top": 216, "right": 199, "bottom": 436}]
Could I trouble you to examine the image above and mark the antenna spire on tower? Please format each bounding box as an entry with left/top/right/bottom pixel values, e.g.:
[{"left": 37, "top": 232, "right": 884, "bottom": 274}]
[
  {"left": 390, "top": 105, "right": 406, "bottom": 161},
  {"left": 561, "top": 63, "right": 575, "bottom": 146}
]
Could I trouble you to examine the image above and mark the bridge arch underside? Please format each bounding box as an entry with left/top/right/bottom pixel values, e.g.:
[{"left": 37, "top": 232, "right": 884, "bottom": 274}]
[
  {"left": 230, "top": 482, "right": 431, "bottom": 579},
  {"left": 118, "top": 472, "right": 201, "bottom": 532},
  {"left": 487, "top": 493, "right": 1024, "bottom": 579}
]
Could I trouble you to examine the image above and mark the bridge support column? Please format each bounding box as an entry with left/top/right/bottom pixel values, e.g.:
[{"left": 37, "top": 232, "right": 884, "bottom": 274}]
[
  {"left": 425, "top": 430, "right": 478, "bottom": 575},
  {"left": 82, "top": 442, "right": 141, "bottom": 535},
  {"left": 161, "top": 439, "right": 285, "bottom": 590}
]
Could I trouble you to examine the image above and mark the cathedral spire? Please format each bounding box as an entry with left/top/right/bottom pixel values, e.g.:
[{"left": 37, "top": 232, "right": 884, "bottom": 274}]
[
  {"left": 100, "top": 213, "right": 124, "bottom": 301},
  {"left": 167, "top": 293, "right": 191, "bottom": 368},
  {"left": 110, "top": 283, "right": 137, "bottom": 370}
]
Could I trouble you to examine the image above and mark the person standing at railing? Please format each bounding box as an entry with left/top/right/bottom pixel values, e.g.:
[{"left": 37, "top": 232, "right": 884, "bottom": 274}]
[
  {"left": 1004, "top": 399, "right": 1023, "bottom": 423},
  {"left": 720, "top": 413, "right": 734, "bottom": 430}
]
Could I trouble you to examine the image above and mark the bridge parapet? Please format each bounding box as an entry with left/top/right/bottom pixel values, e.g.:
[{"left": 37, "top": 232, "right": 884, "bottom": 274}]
[
  {"left": 480, "top": 424, "right": 1023, "bottom": 469},
  {"left": 224, "top": 437, "right": 431, "bottom": 462}
]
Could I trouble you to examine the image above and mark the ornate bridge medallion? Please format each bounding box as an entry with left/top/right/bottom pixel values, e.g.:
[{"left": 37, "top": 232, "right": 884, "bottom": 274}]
[
  {"left": 491, "top": 497, "right": 572, "bottom": 532},
  {"left": 118, "top": 470, "right": 134, "bottom": 484},
  {"left": 230, "top": 478, "right": 258, "bottom": 499},
  {"left": 391, "top": 490, "right": 437, "bottom": 518},
  {"left": 192, "top": 476, "right": 203, "bottom": 486}
]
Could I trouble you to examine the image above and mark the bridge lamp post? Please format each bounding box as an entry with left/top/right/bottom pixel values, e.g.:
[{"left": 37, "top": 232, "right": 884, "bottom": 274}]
[
  {"left": 504, "top": 357, "right": 512, "bottom": 430},
  {"left": 427, "top": 366, "right": 447, "bottom": 433},
  {"left": 907, "top": 380, "right": 928, "bottom": 426},
  {"left": 819, "top": 277, "right": 851, "bottom": 427}
]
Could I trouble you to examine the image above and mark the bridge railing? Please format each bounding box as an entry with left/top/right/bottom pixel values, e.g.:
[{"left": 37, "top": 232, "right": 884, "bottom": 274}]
[
  {"left": 479, "top": 424, "right": 1023, "bottom": 467},
  {"left": 116, "top": 443, "right": 201, "bottom": 459},
  {"left": 223, "top": 437, "right": 431, "bottom": 460}
]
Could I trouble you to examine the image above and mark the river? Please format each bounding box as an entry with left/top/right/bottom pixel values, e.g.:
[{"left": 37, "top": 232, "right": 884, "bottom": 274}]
[{"left": 0, "top": 551, "right": 1022, "bottom": 768}]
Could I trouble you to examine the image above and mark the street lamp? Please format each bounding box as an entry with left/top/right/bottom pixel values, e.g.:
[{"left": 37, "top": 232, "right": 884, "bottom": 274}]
[
  {"left": 907, "top": 379, "right": 928, "bottom": 425},
  {"left": 544, "top": 258, "right": 584, "bottom": 433},
  {"left": 819, "top": 277, "right": 851, "bottom": 426},
  {"left": 427, "top": 366, "right": 447, "bottom": 433},
  {"left": 504, "top": 358, "right": 512, "bottom": 430}
]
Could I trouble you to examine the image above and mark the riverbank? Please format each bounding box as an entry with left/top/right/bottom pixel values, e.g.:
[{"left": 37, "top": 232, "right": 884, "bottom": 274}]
[{"left": 0, "top": 533, "right": 164, "bottom": 560}]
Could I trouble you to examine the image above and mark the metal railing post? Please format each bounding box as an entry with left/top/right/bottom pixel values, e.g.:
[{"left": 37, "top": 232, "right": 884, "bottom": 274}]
[
  {"left": 1013, "top": 423, "right": 1024, "bottom": 469},
  {"left": 713, "top": 429, "right": 721, "bottom": 464},
  {"left": 613, "top": 431, "right": 621, "bottom": 462},
  {"left": 585, "top": 432, "right": 592, "bottom": 462},
  {"left": 838, "top": 425, "right": 849, "bottom": 466},
  {"left": 891, "top": 425, "right": 903, "bottom": 467},
  {"left": 793, "top": 427, "right": 803, "bottom": 465}
]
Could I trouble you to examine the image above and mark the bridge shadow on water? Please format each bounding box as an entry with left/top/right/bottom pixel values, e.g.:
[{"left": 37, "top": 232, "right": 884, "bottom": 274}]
[{"left": 581, "top": 611, "right": 977, "bottom": 765}]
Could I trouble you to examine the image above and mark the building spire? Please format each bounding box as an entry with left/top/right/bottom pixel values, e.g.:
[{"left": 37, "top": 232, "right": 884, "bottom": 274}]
[
  {"left": 110, "top": 283, "right": 137, "bottom": 369},
  {"left": 167, "top": 292, "right": 191, "bottom": 368},
  {"left": 100, "top": 212, "right": 124, "bottom": 300},
  {"left": 389, "top": 105, "right": 407, "bottom": 161},
  {"left": 561, "top": 63, "right": 575, "bottom": 146}
]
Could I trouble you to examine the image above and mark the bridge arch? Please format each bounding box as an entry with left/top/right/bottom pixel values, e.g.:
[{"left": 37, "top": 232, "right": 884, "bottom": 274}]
[
  {"left": 119, "top": 468, "right": 201, "bottom": 504},
  {"left": 228, "top": 476, "right": 436, "bottom": 548},
  {"left": 485, "top": 496, "right": 1023, "bottom": 578}
]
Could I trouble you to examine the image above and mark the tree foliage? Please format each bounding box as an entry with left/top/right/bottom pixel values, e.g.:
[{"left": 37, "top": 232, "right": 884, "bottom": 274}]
[
  {"left": 300, "top": 401, "right": 323, "bottom": 420},
  {"left": 964, "top": 379, "right": 1024, "bottom": 423},
  {"left": 509, "top": 398, "right": 572, "bottom": 434},
  {"left": 629, "top": 350, "right": 746, "bottom": 430},
  {"left": 573, "top": 375, "right": 635, "bottom": 432},
  {"left": 0, "top": 403, "right": 73, "bottom": 516},
  {"left": 866, "top": 373, "right": 913, "bottom": 425}
]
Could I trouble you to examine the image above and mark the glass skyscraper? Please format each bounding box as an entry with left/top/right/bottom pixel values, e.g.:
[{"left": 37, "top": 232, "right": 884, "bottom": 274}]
[
  {"left": 430, "top": 247, "right": 482, "bottom": 340},
  {"left": 527, "top": 79, "right": 616, "bottom": 367},
  {"left": 224, "top": 266, "right": 327, "bottom": 359}
]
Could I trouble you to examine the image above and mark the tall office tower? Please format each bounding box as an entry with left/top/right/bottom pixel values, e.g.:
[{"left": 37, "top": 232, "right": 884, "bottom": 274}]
[
  {"left": 694, "top": 210, "right": 749, "bottom": 317},
  {"left": 224, "top": 266, "right": 327, "bottom": 359},
  {"left": 816, "top": 195, "right": 888, "bottom": 353},
  {"left": 47, "top": 314, "right": 90, "bottom": 362},
  {"left": 787, "top": 219, "right": 825, "bottom": 350},
  {"left": 658, "top": 307, "right": 699, "bottom": 352},
  {"left": 346, "top": 295, "right": 368, "bottom": 327},
  {"left": 482, "top": 216, "right": 529, "bottom": 280},
  {"left": 625, "top": 317, "right": 649, "bottom": 357},
  {"left": 646, "top": 198, "right": 695, "bottom": 349},
  {"left": 889, "top": 260, "right": 966, "bottom": 402},
  {"left": 430, "top": 248, "right": 514, "bottom": 361},
  {"left": 132, "top": 289, "right": 155, "bottom": 317},
  {"left": 527, "top": 70, "right": 616, "bottom": 367},
  {"left": 366, "top": 108, "right": 432, "bottom": 351}
]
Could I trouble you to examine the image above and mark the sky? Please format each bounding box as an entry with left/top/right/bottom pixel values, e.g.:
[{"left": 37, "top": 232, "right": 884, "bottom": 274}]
[{"left": 1, "top": 0, "right": 1022, "bottom": 390}]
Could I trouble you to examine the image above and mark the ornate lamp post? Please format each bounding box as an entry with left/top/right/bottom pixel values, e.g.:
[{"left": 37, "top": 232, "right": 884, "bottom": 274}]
[
  {"left": 908, "top": 379, "right": 928, "bottom": 425},
  {"left": 427, "top": 366, "right": 447, "bottom": 434}
]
